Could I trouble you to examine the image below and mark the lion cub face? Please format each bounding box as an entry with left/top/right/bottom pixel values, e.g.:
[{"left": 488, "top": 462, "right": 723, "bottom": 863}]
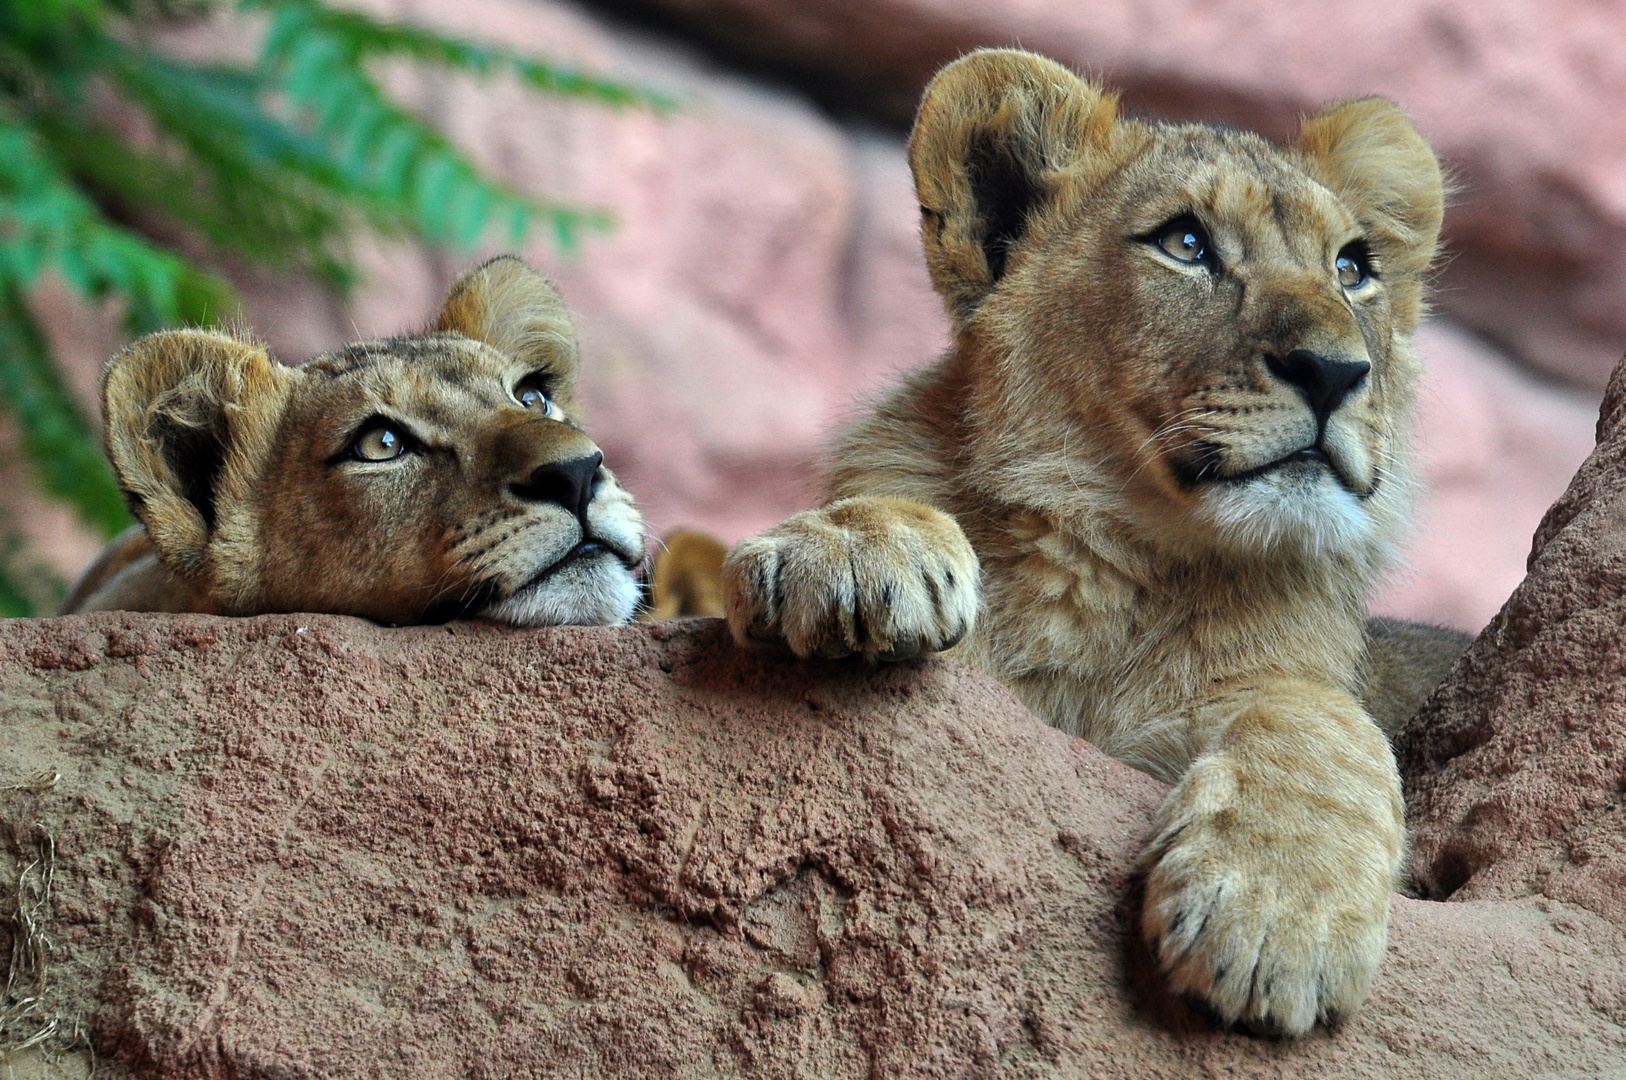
[
  {"left": 913, "top": 63, "right": 1442, "bottom": 561},
  {"left": 101, "top": 257, "right": 644, "bottom": 626}
]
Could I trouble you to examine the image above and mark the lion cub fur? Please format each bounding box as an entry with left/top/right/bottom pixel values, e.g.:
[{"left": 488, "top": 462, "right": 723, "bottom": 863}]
[
  {"left": 724, "top": 50, "right": 1447, "bottom": 1035},
  {"left": 64, "top": 256, "right": 645, "bottom": 627}
]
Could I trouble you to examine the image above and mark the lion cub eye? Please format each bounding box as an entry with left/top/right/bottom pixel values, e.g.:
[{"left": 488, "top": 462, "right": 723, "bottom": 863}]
[
  {"left": 1336, "top": 243, "right": 1372, "bottom": 288},
  {"left": 353, "top": 424, "right": 406, "bottom": 462},
  {"left": 515, "top": 374, "right": 559, "bottom": 418},
  {"left": 1153, "top": 218, "right": 1214, "bottom": 267}
]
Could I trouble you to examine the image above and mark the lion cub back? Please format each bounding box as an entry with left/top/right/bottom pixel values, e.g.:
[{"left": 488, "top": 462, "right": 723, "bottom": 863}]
[{"left": 1359, "top": 617, "right": 1472, "bottom": 736}]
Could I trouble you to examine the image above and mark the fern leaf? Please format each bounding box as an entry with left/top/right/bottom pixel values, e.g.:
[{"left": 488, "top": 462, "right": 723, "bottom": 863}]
[{"left": 255, "top": 0, "right": 679, "bottom": 112}]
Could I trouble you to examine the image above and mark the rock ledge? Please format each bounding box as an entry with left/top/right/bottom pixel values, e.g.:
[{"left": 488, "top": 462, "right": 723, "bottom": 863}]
[{"left": 3, "top": 610, "right": 1624, "bottom": 1077}]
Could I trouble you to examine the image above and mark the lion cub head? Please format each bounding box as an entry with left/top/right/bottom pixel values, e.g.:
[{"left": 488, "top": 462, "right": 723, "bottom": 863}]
[
  {"left": 101, "top": 256, "right": 645, "bottom": 626},
  {"left": 911, "top": 51, "right": 1444, "bottom": 562}
]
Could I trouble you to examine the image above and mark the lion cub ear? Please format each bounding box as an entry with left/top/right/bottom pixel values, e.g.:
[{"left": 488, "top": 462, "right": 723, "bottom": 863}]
[
  {"left": 1296, "top": 99, "right": 1445, "bottom": 325},
  {"left": 908, "top": 48, "right": 1121, "bottom": 322},
  {"left": 101, "top": 330, "right": 297, "bottom": 582},
  {"left": 434, "top": 255, "right": 580, "bottom": 400}
]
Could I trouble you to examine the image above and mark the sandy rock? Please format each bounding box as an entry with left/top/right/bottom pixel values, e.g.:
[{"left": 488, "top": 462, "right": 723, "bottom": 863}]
[
  {"left": 614, "top": 0, "right": 1626, "bottom": 388},
  {"left": 1398, "top": 351, "right": 1626, "bottom": 927},
  {"left": 2, "top": 612, "right": 1623, "bottom": 1077}
]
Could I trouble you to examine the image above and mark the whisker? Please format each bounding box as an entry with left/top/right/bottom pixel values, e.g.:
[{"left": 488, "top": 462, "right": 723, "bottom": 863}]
[
  {"left": 1120, "top": 410, "right": 1223, "bottom": 491},
  {"left": 1132, "top": 408, "right": 1221, "bottom": 460}
]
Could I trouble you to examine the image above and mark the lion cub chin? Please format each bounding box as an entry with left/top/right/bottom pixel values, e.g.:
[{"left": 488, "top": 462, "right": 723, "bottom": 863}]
[
  {"left": 63, "top": 256, "right": 645, "bottom": 628},
  {"left": 724, "top": 50, "right": 1446, "bottom": 1036}
]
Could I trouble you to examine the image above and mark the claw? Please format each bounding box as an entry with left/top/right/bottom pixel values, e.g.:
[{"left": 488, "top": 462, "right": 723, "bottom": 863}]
[
  {"left": 814, "top": 638, "right": 854, "bottom": 660},
  {"left": 875, "top": 636, "right": 923, "bottom": 662},
  {"left": 721, "top": 498, "right": 980, "bottom": 667}
]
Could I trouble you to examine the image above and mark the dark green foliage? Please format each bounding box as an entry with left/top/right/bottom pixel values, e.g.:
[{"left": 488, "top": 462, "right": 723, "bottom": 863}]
[{"left": 0, "top": 0, "right": 663, "bottom": 614}]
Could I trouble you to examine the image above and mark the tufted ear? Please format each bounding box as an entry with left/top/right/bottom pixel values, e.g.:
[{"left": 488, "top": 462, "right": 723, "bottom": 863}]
[
  {"left": 1296, "top": 98, "right": 1445, "bottom": 327},
  {"left": 101, "top": 329, "right": 297, "bottom": 582},
  {"left": 908, "top": 49, "right": 1121, "bottom": 323},
  {"left": 434, "top": 255, "right": 580, "bottom": 400}
]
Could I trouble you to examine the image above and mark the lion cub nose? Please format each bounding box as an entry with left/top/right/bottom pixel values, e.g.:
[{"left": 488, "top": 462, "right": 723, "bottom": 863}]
[
  {"left": 1266, "top": 350, "right": 1371, "bottom": 424},
  {"left": 511, "top": 452, "right": 602, "bottom": 521}
]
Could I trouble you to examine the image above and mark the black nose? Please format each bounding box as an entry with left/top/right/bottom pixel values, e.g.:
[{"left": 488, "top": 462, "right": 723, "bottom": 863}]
[
  {"left": 511, "top": 452, "right": 602, "bottom": 521},
  {"left": 1265, "top": 350, "right": 1370, "bottom": 423}
]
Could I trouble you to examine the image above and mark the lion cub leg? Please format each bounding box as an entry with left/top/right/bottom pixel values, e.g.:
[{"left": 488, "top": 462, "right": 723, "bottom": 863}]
[
  {"left": 1141, "top": 680, "right": 1404, "bottom": 1036},
  {"left": 722, "top": 495, "right": 980, "bottom": 660}
]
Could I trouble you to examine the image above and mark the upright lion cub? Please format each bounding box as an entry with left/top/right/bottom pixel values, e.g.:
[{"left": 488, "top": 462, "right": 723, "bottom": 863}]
[
  {"left": 725, "top": 51, "right": 1445, "bottom": 1035},
  {"left": 65, "top": 257, "right": 645, "bottom": 627}
]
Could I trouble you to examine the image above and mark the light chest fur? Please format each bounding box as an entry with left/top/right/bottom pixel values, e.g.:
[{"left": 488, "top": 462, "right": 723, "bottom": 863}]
[{"left": 969, "top": 513, "right": 1370, "bottom": 783}]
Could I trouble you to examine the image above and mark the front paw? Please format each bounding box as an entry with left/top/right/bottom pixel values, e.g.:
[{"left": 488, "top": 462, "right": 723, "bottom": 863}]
[
  {"left": 1140, "top": 755, "right": 1402, "bottom": 1036},
  {"left": 721, "top": 496, "right": 979, "bottom": 660}
]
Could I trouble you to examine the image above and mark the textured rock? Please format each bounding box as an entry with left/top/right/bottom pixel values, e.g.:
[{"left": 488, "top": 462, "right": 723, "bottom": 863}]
[
  {"left": 1399, "top": 352, "right": 1626, "bottom": 926},
  {"left": 2, "top": 612, "right": 1624, "bottom": 1078},
  {"left": 611, "top": 0, "right": 1626, "bottom": 389}
]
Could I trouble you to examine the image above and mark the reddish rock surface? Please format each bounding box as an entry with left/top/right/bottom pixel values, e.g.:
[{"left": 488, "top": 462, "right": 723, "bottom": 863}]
[
  {"left": 2, "top": 611, "right": 1624, "bottom": 1078},
  {"left": 1399, "top": 350, "right": 1626, "bottom": 927}
]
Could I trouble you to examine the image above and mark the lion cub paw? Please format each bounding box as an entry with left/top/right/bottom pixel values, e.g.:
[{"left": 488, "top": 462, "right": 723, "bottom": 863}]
[
  {"left": 722, "top": 496, "right": 979, "bottom": 661},
  {"left": 1140, "top": 759, "right": 1399, "bottom": 1036}
]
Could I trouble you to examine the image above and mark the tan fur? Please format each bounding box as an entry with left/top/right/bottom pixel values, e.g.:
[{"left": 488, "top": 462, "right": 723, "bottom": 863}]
[
  {"left": 1359, "top": 617, "right": 1471, "bottom": 736},
  {"left": 645, "top": 528, "right": 728, "bottom": 620},
  {"left": 724, "top": 50, "right": 1445, "bottom": 1035},
  {"left": 65, "top": 257, "right": 645, "bottom": 627}
]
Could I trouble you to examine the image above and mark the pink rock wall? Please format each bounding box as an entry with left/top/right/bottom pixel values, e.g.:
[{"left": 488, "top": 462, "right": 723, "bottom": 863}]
[
  {"left": 9, "top": 0, "right": 1605, "bottom": 636},
  {"left": 1377, "top": 321, "right": 1597, "bottom": 629}
]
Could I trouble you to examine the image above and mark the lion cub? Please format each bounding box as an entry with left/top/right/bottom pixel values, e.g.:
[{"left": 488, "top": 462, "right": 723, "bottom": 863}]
[
  {"left": 724, "top": 50, "right": 1446, "bottom": 1035},
  {"left": 63, "top": 257, "right": 645, "bottom": 627}
]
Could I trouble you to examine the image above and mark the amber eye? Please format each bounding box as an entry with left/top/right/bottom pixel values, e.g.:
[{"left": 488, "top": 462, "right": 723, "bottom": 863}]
[
  {"left": 353, "top": 424, "right": 406, "bottom": 462},
  {"left": 515, "top": 375, "right": 558, "bottom": 418},
  {"left": 1154, "top": 218, "right": 1213, "bottom": 266},
  {"left": 1336, "top": 243, "right": 1371, "bottom": 288}
]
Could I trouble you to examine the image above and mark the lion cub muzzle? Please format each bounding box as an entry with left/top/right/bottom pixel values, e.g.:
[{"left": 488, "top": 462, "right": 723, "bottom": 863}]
[
  {"left": 1265, "top": 350, "right": 1369, "bottom": 434},
  {"left": 483, "top": 446, "right": 646, "bottom": 627},
  {"left": 512, "top": 452, "right": 602, "bottom": 524},
  {"left": 1171, "top": 322, "right": 1387, "bottom": 557},
  {"left": 1192, "top": 348, "right": 1372, "bottom": 488}
]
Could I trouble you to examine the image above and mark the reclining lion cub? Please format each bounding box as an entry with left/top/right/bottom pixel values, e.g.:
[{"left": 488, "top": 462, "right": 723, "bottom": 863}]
[
  {"left": 724, "top": 50, "right": 1447, "bottom": 1035},
  {"left": 63, "top": 256, "right": 645, "bottom": 627}
]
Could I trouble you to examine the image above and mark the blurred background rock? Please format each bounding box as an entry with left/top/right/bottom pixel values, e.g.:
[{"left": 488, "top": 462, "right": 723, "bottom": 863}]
[{"left": 4, "top": 0, "right": 1613, "bottom": 631}]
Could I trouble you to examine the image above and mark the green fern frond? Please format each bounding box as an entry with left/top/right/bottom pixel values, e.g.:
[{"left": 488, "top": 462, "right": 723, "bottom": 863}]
[
  {"left": 0, "top": 115, "right": 239, "bottom": 330},
  {"left": 257, "top": 0, "right": 679, "bottom": 112},
  {"left": 259, "top": 9, "right": 613, "bottom": 250}
]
